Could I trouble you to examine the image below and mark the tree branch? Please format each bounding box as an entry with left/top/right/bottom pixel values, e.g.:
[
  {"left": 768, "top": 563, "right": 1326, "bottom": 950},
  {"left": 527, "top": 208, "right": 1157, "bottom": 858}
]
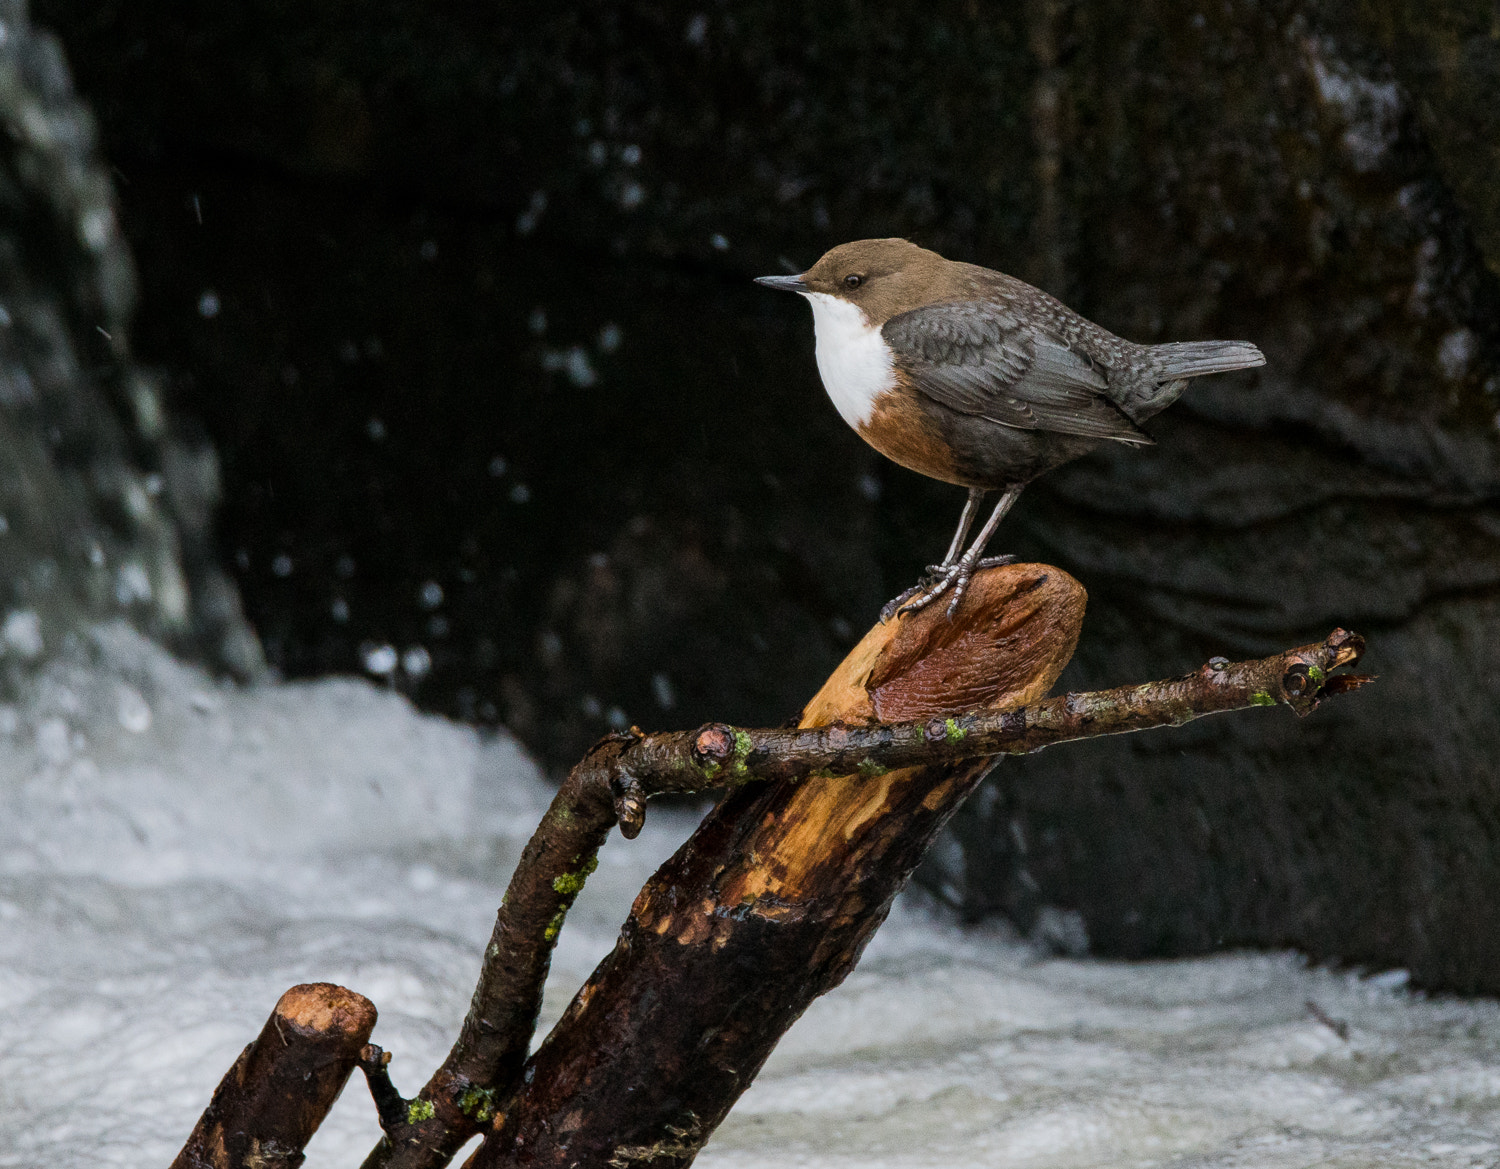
[
  {"left": 172, "top": 984, "right": 376, "bottom": 1169},
  {"left": 358, "top": 1045, "right": 415, "bottom": 1138},
  {"left": 366, "top": 612, "right": 1369, "bottom": 1168},
  {"left": 592, "top": 627, "right": 1369, "bottom": 801},
  {"left": 470, "top": 588, "right": 1370, "bottom": 1166}
]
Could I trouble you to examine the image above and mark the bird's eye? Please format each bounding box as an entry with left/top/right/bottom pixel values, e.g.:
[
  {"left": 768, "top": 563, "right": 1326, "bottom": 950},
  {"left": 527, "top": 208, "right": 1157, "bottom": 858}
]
[{"left": 844, "top": 274, "right": 863, "bottom": 289}]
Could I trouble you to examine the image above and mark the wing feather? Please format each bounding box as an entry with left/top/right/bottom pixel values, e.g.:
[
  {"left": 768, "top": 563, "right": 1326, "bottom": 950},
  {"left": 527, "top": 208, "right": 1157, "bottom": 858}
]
[{"left": 882, "top": 302, "right": 1151, "bottom": 445}]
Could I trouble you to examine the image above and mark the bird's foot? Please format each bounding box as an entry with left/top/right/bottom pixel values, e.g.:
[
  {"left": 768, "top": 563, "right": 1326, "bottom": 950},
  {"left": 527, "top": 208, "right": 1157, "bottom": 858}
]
[
  {"left": 938, "top": 554, "right": 1017, "bottom": 617},
  {"left": 878, "top": 562, "right": 964, "bottom": 621},
  {"left": 879, "top": 554, "right": 1016, "bottom": 622},
  {"left": 879, "top": 581, "right": 926, "bottom": 623}
]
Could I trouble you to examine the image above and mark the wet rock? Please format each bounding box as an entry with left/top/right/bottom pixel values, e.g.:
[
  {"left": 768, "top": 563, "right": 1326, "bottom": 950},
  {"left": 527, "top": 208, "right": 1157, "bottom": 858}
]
[
  {"left": 0, "top": 0, "right": 261, "bottom": 688},
  {"left": 1340, "top": 0, "right": 1500, "bottom": 278}
]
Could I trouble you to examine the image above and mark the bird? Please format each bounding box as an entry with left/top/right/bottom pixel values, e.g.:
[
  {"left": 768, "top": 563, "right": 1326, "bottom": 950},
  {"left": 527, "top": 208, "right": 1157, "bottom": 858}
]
[{"left": 755, "top": 238, "right": 1265, "bottom": 620}]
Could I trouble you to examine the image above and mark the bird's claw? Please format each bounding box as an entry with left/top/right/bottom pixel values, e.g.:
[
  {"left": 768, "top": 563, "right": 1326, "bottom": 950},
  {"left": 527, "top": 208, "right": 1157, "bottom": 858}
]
[
  {"left": 879, "top": 563, "right": 959, "bottom": 622},
  {"left": 880, "top": 553, "right": 1017, "bottom": 622},
  {"left": 879, "top": 584, "right": 924, "bottom": 623}
]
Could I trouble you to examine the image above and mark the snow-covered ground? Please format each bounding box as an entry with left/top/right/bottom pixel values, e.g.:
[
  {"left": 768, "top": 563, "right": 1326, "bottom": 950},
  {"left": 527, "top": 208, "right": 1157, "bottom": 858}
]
[{"left": 2, "top": 624, "right": 1498, "bottom": 1167}]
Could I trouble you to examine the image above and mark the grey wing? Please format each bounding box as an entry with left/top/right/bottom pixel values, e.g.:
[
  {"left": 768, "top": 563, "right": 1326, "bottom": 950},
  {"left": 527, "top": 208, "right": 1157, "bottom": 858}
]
[{"left": 882, "top": 301, "right": 1152, "bottom": 445}]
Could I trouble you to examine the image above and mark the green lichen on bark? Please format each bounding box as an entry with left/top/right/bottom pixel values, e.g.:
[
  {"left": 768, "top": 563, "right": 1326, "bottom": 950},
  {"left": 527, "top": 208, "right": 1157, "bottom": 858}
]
[
  {"left": 458, "top": 1086, "right": 497, "bottom": 1123},
  {"left": 731, "top": 729, "right": 755, "bottom": 776},
  {"left": 551, "top": 854, "right": 599, "bottom": 896}
]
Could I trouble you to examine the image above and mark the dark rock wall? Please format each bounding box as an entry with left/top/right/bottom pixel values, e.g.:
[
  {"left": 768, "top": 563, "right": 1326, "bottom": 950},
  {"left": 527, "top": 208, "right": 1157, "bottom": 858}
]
[
  {"left": 30, "top": 1, "right": 1500, "bottom": 989},
  {"left": 928, "top": 2, "right": 1500, "bottom": 995}
]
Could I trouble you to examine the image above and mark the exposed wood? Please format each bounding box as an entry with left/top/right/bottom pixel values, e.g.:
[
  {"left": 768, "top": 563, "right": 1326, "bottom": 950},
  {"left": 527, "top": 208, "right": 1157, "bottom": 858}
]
[
  {"left": 722, "top": 565, "right": 1084, "bottom": 907},
  {"left": 172, "top": 983, "right": 376, "bottom": 1169}
]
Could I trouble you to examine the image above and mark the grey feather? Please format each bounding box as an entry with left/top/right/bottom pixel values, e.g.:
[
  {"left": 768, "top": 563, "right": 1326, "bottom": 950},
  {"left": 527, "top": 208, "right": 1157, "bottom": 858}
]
[
  {"left": 883, "top": 301, "right": 1152, "bottom": 445},
  {"left": 1148, "top": 340, "right": 1265, "bottom": 379}
]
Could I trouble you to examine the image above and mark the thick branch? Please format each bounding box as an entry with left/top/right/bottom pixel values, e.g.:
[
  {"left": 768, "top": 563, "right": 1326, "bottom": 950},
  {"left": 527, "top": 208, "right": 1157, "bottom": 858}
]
[
  {"left": 367, "top": 617, "right": 1368, "bottom": 1169},
  {"left": 173, "top": 984, "right": 376, "bottom": 1169}
]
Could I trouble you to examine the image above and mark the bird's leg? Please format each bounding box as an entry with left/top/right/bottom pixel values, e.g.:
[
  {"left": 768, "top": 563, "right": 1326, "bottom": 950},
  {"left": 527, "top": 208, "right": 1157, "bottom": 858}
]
[
  {"left": 938, "top": 487, "right": 986, "bottom": 568},
  {"left": 895, "top": 485, "right": 1025, "bottom": 619},
  {"left": 879, "top": 488, "right": 987, "bottom": 622}
]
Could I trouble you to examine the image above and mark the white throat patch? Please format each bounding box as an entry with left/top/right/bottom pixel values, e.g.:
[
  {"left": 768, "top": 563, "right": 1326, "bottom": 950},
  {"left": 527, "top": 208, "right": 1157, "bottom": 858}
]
[{"left": 803, "top": 292, "right": 895, "bottom": 430}]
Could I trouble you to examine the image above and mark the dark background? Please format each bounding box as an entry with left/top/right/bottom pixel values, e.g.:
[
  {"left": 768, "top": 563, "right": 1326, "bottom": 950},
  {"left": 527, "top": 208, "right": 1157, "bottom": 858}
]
[{"left": 8, "top": 1, "right": 1500, "bottom": 990}]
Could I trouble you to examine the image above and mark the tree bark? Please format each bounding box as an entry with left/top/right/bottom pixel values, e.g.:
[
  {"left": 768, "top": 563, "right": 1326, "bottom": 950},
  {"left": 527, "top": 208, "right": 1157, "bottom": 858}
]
[
  {"left": 172, "top": 983, "right": 376, "bottom": 1169},
  {"left": 464, "top": 561, "right": 1368, "bottom": 1166},
  {"left": 471, "top": 565, "right": 1085, "bottom": 1166}
]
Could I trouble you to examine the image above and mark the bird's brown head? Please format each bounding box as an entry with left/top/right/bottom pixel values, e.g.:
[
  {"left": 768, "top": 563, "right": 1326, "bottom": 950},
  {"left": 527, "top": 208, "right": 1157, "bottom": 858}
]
[{"left": 756, "top": 238, "right": 967, "bottom": 325}]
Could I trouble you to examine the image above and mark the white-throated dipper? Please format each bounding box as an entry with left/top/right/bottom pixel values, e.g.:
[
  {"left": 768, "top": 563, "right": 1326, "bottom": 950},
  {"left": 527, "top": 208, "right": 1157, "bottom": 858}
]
[{"left": 756, "top": 238, "right": 1265, "bottom": 619}]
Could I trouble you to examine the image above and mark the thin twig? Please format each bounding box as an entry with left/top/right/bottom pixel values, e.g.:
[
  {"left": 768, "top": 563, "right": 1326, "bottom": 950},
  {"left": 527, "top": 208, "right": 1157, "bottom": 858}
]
[
  {"left": 596, "top": 629, "right": 1369, "bottom": 803},
  {"left": 1305, "top": 1000, "right": 1351, "bottom": 1041},
  {"left": 359, "top": 1045, "right": 414, "bottom": 1137},
  {"left": 363, "top": 628, "right": 1370, "bottom": 1169}
]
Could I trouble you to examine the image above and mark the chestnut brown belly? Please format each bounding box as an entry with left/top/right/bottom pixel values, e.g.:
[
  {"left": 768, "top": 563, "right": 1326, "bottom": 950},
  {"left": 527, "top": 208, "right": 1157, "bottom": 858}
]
[
  {"left": 857, "top": 389, "right": 966, "bottom": 484},
  {"left": 857, "top": 385, "right": 1106, "bottom": 489}
]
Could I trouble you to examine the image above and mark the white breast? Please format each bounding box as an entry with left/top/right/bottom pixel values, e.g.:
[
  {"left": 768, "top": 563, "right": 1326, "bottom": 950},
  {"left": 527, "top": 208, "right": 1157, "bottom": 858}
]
[{"left": 803, "top": 292, "right": 895, "bottom": 430}]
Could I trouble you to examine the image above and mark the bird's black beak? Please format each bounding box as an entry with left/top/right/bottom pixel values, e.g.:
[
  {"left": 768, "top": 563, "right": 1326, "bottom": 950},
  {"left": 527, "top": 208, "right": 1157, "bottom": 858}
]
[{"left": 754, "top": 274, "right": 808, "bottom": 293}]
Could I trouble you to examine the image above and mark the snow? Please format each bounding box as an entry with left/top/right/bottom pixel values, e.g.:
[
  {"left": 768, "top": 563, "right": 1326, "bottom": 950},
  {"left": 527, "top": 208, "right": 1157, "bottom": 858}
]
[{"left": 3, "top": 624, "right": 1500, "bottom": 1167}]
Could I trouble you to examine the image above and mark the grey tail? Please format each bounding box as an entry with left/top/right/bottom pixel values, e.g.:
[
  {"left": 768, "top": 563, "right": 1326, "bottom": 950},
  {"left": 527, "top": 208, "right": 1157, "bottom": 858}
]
[{"left": 1148, "top": 340, "right": 1265, "bottom": 380}]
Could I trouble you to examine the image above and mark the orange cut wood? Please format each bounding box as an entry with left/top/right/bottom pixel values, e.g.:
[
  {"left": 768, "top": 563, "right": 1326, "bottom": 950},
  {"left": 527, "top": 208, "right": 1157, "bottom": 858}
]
[{"left": 719, "top": 564, "right": 1084, "bottom": 906}]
